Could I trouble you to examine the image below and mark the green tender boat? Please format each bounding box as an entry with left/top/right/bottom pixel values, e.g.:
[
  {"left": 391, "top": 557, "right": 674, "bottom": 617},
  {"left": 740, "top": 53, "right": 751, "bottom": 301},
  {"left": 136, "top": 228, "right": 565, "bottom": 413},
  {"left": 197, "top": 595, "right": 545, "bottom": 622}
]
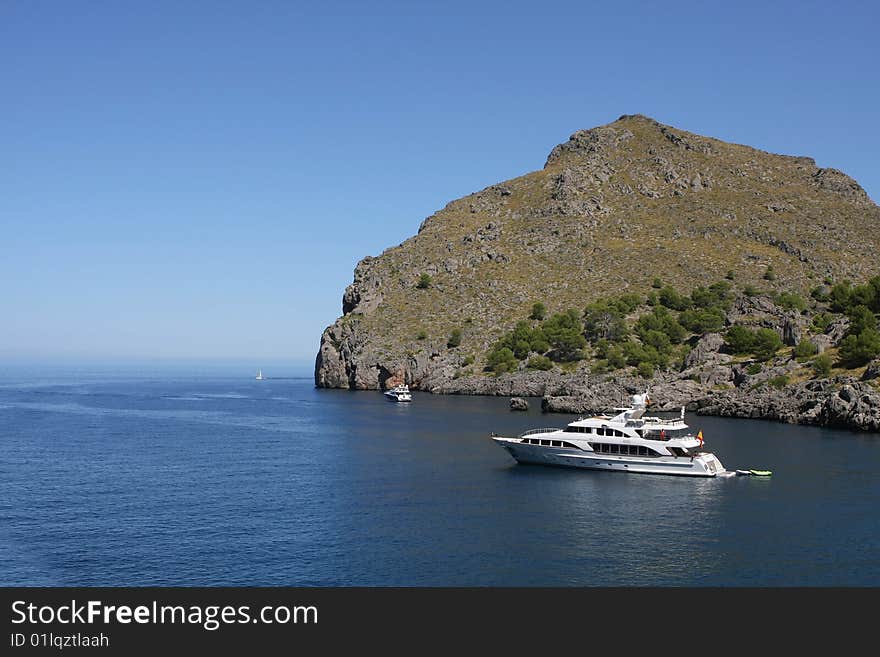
[{"left": 749, "top": 469, "right": 772, "bottom": 476}]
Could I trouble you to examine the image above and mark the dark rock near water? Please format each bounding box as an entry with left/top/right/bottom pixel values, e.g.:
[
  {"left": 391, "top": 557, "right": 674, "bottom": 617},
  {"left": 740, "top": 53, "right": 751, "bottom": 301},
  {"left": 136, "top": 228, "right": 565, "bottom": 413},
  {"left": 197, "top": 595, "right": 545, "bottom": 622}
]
[{"left": 509, "top": 397, "right": 529, "bottom": 411}]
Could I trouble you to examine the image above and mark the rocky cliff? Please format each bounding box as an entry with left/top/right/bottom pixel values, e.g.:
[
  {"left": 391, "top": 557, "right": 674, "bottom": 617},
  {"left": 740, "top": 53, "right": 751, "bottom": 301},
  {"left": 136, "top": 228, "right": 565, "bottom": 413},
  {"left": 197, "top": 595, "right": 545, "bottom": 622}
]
[{"left": 315, "top": 114, "right": 880, "bottom": 430}]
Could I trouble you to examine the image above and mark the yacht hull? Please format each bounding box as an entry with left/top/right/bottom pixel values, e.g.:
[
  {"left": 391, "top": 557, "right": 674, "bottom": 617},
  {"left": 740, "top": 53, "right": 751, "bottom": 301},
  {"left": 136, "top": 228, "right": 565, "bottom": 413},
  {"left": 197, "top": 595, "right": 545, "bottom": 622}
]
[{"left": 492, "top": 437, "right": 724, "bottom": 477}]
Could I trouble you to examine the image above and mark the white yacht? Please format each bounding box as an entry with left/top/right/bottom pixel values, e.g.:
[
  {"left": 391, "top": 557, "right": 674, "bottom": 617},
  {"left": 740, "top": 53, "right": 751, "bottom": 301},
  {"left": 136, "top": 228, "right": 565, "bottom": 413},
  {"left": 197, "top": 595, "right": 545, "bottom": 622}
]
[
  {"left": 383, "top": 384, "right": 412, "bottom": 402},
  {"left": 255, "top": 369, "right": 265, "bottom": 381},
  {"left": 491, "top": 393, "right": 726, "bottom": 477}
]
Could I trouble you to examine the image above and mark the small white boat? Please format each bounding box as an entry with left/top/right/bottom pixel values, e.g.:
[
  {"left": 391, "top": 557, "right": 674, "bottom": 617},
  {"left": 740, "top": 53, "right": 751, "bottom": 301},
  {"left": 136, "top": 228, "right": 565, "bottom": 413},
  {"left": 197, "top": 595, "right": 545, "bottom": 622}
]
[
  {"left": 383, "top": 384, "right": 412, "bottom": 402},
  {"left": 491, "top": 392, "right": 726, "bottom": 477},
  {"left": 255, "top": 369, "right": 265, "bottom": 381}
]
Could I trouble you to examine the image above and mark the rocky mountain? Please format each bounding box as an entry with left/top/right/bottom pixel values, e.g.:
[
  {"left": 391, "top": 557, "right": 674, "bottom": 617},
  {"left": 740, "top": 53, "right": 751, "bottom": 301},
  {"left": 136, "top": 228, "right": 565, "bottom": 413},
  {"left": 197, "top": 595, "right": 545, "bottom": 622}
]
[{"left": 315, "top": 114, "right": 880, "bottom": 428}]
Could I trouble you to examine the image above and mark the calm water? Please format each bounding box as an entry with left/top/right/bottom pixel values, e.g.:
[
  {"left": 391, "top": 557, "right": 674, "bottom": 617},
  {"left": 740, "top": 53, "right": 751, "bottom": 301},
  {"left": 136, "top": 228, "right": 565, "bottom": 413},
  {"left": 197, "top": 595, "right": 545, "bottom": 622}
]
[{"left": 1, "top": 369, "right": 878, "bottom": 586}]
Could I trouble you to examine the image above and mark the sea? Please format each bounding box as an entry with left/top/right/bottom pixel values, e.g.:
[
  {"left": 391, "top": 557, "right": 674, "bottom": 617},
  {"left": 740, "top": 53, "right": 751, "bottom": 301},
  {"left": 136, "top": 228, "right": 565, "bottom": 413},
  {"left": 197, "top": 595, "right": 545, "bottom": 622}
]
[{"left": 1, "top": 366, "right": 878, "bottom": 586}]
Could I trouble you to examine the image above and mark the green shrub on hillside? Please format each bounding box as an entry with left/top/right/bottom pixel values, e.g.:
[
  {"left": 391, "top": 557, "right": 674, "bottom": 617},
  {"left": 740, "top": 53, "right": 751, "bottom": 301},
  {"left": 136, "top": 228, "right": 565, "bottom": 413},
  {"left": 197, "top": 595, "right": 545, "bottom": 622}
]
[
  {"left": 724, "top": 326, "right": 782, "bottom": 360},
  {"left": 768, "top": 374, "right": 789, "bottom": 389},
  {"left": 829, "top": 277, "right": 880, "bottom": 314},
  {"left": 838, "top": 328, "right": 880, "bottom": 368},
  {"left": 847, "top": 305, "right": 877, "bottom": 335},
  {"left": 635, "top": 306, "right": 686, "bottom": 344},
  {"left": 526, "top": 355, "right": 553, "bottom": 371},
  {"left": 829, "top": 282, "right": 853, "bottom": 312},
  {"left": 612, "top": 294, "right": 643, "bottom": 314},
  {"left": 773, "top": 291, "right": 808, "bottom": 312},
  {"left": 583, "top": 301, "right": 628, "bottom": 343},
  {"left": 793, "top": 339, "right": 818, "bottom": 360},
  {"left": 724, "top": 325, "right": 755, "bottom": 354},
  {"left": 658, "top": 286, "right": 691, "bottom": 311},
  {"left": 486, "top": 347, "right": 517, "bottom": 374},
  {"left": 447, "top": 329, "right": 462, "bottom": 348},
  {"left": 752, "top": 328, "right": 784, "bottom": 361},
  {"left": 679, "top": 307, "right": 725, "bottom": 334},
  {"left": 542, "top": 310, "right": 587, "bottom": 361},
  {"left": 416, "top": 273, "right": 433, "bottom": 289},
  {"left": 641, "top": 330, "right": 671, "bottom": 353},
  {"left": 621, "top": 340, "right": 669, "bottom": 370},
  {"left": 811, "top": 312, "right": 832, "bottom": 332},
  {"left": 529, "top": 302, "right": 546, "bottom": 320},
  {"left": 691, "top": 281, "right": 733, "bottom": 310},
  {"left": 812, "top": 353, "right": 833, "bottom": 378}
]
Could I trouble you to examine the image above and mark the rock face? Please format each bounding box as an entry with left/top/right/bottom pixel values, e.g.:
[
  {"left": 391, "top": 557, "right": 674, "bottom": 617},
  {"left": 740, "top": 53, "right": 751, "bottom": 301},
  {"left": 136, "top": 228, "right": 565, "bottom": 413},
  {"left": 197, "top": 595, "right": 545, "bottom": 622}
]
[
  {"left": 694, "top": 381, "right": 880, "bottom": 432},
  {"left": 509, "top": 397, "right": 529, "bottom": 411},
  {"left": 315, "top": 114, "right": 880, "bottom": 431}
]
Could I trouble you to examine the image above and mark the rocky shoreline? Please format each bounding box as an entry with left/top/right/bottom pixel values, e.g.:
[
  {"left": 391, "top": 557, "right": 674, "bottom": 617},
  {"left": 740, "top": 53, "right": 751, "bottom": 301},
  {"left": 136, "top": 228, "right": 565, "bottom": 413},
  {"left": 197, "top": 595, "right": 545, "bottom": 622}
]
[
  {"left": 317, "top": 325, "right": 880, "bottom": 431},
  {"left": 439, "top": 367, "right": 880, "bottom": 433},
  {"left": 316, "top": 299, "right": 880, "bottom": 431}
]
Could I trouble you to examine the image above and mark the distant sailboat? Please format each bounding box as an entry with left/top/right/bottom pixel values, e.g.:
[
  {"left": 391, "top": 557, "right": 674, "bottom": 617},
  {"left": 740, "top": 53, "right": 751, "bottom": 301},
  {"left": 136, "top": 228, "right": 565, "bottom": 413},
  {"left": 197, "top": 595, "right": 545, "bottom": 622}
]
[{"left": 255, "top": 369, "right": 265, "bottom": 381}]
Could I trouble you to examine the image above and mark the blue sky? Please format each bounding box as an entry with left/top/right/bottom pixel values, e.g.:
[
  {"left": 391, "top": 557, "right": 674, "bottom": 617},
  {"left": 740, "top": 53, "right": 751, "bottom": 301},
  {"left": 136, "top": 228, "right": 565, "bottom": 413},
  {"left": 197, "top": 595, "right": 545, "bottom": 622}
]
[{"left": 2, "top": 0, "right": 878, "bottom": 365}]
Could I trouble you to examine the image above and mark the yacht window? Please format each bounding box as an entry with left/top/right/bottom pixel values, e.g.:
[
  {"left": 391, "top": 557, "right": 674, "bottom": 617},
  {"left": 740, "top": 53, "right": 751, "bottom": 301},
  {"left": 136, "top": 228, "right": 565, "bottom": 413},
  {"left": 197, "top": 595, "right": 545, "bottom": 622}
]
[
  {"left": 609, "top": 444, "right": 618, "bottom": 454},
  {"left": 598, "top": 428, "right": 605, "bottom": 436},
  {"left": 540, "top": 440, "right": 550, "bottom": 446},
  {"left": 551, "top": 440, "right": 561, "bottom": 447},
  {"left": 638, "top": 446, "right": 647, "bottom": 456}
]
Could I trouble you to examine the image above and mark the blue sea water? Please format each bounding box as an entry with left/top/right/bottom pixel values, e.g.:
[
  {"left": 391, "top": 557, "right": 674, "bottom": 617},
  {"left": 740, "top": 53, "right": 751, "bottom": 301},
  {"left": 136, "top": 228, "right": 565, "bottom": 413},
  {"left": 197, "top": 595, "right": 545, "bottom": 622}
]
[{"left": 0, "top": 368, "right": 878, "bottom": 586}]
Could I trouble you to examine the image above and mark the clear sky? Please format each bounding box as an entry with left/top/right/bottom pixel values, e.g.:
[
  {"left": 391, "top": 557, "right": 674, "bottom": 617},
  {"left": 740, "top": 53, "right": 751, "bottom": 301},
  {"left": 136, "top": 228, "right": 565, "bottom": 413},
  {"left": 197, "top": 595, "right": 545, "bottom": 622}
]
[{"left": 2, "top": 0, "right": 878, "bottom": 365}]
